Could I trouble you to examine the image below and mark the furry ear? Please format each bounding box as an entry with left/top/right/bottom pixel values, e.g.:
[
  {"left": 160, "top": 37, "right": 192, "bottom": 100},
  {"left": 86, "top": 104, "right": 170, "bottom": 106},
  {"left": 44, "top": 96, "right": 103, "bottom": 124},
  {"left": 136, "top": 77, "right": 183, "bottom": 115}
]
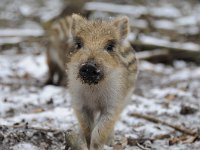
[
  {"left": 71, "top": 14, "right": 86, "bottom": 33},
  {"left": 113, "top": 16, "right": 129, "bottom": 40},
  {"left": 72, "top": 14, "right": 85, "bottom": 23}
]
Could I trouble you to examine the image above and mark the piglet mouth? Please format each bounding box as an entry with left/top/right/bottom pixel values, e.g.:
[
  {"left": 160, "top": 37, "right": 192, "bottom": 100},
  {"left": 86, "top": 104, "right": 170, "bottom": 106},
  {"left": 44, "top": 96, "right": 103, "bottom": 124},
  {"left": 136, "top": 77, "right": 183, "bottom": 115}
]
[{"left": 78, "top": 61, "right": 104, "bottom": 85}]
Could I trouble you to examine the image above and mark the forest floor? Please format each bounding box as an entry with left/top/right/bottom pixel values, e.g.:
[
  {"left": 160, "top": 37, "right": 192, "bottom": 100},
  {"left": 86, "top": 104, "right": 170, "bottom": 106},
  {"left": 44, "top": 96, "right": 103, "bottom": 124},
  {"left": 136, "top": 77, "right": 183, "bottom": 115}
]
[{"left": 0, "top": 0, "right": 200, "bottom": 150}]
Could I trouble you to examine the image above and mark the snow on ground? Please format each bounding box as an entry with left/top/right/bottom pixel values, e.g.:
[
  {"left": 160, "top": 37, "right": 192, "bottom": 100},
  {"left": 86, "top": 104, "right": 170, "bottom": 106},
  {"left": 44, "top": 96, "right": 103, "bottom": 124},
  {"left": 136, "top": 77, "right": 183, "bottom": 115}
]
[
  {"left": 0, "top": 49, "right": 199, "bottom": 149},
  {"left": 0, "top": 0, "right": 200, "bottom": 149}
]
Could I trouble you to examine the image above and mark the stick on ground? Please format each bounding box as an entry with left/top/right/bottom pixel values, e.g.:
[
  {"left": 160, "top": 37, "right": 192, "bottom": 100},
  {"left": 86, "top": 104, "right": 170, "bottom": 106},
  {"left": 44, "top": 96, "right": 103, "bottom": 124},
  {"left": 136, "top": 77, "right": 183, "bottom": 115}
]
[{"left": 130, "top": 112, "right": 198, "bottom": 136}]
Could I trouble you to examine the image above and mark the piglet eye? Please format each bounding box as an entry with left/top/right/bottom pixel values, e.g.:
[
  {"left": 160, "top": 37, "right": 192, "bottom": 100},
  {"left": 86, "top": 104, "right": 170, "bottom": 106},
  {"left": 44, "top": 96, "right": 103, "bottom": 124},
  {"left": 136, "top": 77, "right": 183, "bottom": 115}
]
[
  {"left": 105, "top": 41, "right": 116, "bottom": 52},
  {"left": 106, "top": 44, "right": 114, "bottom": 52},
  {"left": 75, "top": 41, "right": 82, "bottom": 49},
  {"left": 74, "top": 37, "right": 83, "bottom": 49}
]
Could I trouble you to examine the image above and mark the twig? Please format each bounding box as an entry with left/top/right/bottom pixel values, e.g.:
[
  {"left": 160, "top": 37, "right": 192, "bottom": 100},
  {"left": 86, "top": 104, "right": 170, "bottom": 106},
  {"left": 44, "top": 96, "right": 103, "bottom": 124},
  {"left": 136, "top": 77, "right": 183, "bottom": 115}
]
[
  {"left": 1, "top": 124, "right": 63, "bottom": 133},
  {"left": 136, "top": 142, "right": 151, "bottom": 150},
  {"left": 84, "top": 2, "right": 180, "bottom": 19},
  {"left": 0, "top": 29, "right": 44, "bottom": 37},
  {"left": 128, "top": 34, "right": 200, "bottom": 53},
  {"left": 128, "top": 33, "right": 200, "bottom": 63},
  {"left": 130, "top": 112, "right": 197, "bottom": 136}
]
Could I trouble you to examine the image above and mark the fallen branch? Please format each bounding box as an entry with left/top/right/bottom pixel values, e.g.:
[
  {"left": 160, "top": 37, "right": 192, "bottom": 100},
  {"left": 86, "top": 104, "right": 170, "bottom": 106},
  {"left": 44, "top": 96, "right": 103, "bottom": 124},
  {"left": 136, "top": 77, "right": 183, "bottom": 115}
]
[
  {"left": 136, "top": 142, "right": 151, "bottom": 150},
  {"left": 133, "top": 42, "right": 200, "bottom": 63},
  {"left": 0, "top": 37, "right": 23, "bottom": 46},
  {"left": 0, "top": 29, "right": 44, "bottom": 37},
  {"left": 129, "top": 33, "right": 200, "bottom": 52},
  {"left": 84, "top": 2, "right": 147, "bottom": 17},
  {"left": 84, "top": 2, "right": 180, "bottom": 19},
  {"left": 0, "top": 28, "right": 45, "bottom": 48},
  {"left": 169, "top": 134, "right": 199, "bottom": 145},
  {"left": 128, "top": 33, "right": 200, "bottom": 63},
  {"left": 0, "top": 36, "right": 48, "bottom": 49},
  {"left": 130, "top": 112, "right": 198, "bottom": 136},
  {"left": 84, "top": 2, "right": 199, "bottom": 40},
  {"left": 136, "top": 49, "right": 169, "bottom": 60}
]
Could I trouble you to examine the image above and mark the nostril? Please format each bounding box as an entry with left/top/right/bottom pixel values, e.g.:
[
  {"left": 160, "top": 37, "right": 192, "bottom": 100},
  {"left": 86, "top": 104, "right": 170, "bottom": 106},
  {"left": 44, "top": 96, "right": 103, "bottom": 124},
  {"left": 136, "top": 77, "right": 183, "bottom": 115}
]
[
  {"left": 79, "top": 66, "right": 88, "bottom": 76},
  {"left": 80, "top": 64, "right": 97, "bottom": 75},
  {"left": 94, "top": 69, "right": 100, "bottom": 75},
  {"left": 80, "top": 63, "right": 101, "bottom": 75},
  {"left": 93, "top": 70, "right": 96, "bottom": 74},
  {"left": 79, "top": 62, "right": 103, "bottom": 84}
]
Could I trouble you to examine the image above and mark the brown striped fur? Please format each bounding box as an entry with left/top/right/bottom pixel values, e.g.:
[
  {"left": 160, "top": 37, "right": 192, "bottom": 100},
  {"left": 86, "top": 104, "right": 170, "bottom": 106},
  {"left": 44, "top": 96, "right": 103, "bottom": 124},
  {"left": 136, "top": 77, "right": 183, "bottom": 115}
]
[
  {"left": 67, "top": 14, "right": 138, "bottom": 150},
  {"left": 45, "top": 16, "right": 72, "bottom": 86}
]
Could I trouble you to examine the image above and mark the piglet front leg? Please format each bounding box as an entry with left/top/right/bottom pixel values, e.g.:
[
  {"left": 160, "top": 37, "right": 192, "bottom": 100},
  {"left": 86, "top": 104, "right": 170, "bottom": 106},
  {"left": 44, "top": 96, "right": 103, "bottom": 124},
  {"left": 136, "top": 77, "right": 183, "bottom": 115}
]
[{"left": 90, "top": 110, "right": 120, "bottom": 150}]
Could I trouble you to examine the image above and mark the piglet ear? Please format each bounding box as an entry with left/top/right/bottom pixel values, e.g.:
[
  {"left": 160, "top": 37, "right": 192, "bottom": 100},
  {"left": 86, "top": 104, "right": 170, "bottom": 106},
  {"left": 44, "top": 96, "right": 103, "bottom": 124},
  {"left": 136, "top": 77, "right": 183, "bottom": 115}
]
[
  {"left": 113, "top": 16, "right": 130, "bottom": 40},
  {"left": 71, "top": 14, "right": 86, "bottom": 33},
  {"left": 72, "top": 14, "right": 85, "bottom": 23}
]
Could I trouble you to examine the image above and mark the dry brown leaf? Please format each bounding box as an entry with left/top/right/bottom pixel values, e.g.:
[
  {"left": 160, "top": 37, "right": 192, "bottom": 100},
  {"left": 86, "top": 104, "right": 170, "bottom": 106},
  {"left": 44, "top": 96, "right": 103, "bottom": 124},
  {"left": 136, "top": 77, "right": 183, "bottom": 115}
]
[
  {"left": 180, "top": 105, "right": 197, "bottom": 115},
  {"left": 169, "top": 135, "right": 198, "bottom": 145},
  {"left": 33, "top": 108, "right": 45, "bottom": 113},
  {"left": 182, "top": 135, "right": 198, "bottom": 144},
  {"left": 165, "top": 94, "right": 176, "bottom": 102},
  {"left": 113, "top": 143, "right": 123, "bottom": 150}
]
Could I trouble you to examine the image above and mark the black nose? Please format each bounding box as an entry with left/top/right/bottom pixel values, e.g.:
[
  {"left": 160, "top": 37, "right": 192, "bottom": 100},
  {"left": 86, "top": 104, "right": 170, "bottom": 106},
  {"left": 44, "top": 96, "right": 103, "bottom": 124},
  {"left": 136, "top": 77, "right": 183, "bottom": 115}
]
[{"left": 79, "top": 62, "right": 103, "bottom": 84}]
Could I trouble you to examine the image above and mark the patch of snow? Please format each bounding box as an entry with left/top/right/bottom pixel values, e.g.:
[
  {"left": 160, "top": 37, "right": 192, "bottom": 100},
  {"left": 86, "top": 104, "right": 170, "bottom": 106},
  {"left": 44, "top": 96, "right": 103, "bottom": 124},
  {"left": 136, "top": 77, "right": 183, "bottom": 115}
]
[
  {"left": 39, "top": 85, "right": 70, "bottom": 105},
  {"left": 140, "top": 35, "right": 170, "bottom": 45},
  {"left": 0, "top": 37, "right": 23, "bottom": 45},
  {"left": 115, "top": 93, "right": 180, "bottom": 137},
  {"left": 127, "top": 32, "right": 137, "bottom": 41},
  {"left": 167, "top": 68, "right": 200, "bottom": 82},
  {"left": 1, "top": 107, "right": 77, "bottom": 129},
  {"left": 0, "top": 55, "right": 14, "bottom": 78},
  {"left": 173, "top": 61, "right": 187, "bottom": 69},
  {"left": 0, "top": 28, "right": 44, "bottom": 37},
  {"left": 173, "top": 42, "right": 200, "bottom": 51},
  {"left": 0, "top": 53, "right": 47, "bottom": 81},
  {"left": 176, "top": 16, "right": 198, "bottom": 26},
  {"left": 153, "top": 20, "right": 176, "bottom": 30},
  {"left": 16, "top": 54, "right": 47, "bottom": 79},
  {"left": 19, "top": 5, "right": 33, "bottom": 16},
  {"left": 85, "top": 2, "right": 181, "bottom": 18},
  {"left": 37, "top": 0, "right": 65, "bottom": 21},
  {"left": 178, "top": 26, "right": 199, "bottom": 35},
  {"left": 130, "top": 19, "right": 148, "bottom": 28},
  {"left": 150, "top": 88, "right": 192, "bottom": 99},
  {"left": 139, "top": 34, "right": 200, "bottom": 51},
  {"left": 139, "top": 61, "right": 173, "bottom": 75},
  {"left": 84, "top": 2, "right": 147, "bottom": 17},
  {"left": 151, "top": 6, "right": 181, "bottom": 18},
  {"left": 12, "top": 143, "right": 39, "bottom": 150},
  {"left": 0, "top": 84, "right": 70, "bottom": 117},
  {"left": 131, "top": 95, "right": 180, "bottom": 115}
]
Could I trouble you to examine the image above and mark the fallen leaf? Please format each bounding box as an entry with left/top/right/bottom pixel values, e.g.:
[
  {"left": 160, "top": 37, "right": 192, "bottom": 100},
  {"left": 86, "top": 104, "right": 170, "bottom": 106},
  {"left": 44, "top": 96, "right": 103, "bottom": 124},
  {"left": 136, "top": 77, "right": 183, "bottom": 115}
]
[
  {"left": 180, "top": 105, "right": 197, "bottom": 115},
  {"left": 33, "top": 108, "right": 45, "bottom": 113},
  {"left": 169, "top": 135, "right": 198, "bottom": 145}
]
